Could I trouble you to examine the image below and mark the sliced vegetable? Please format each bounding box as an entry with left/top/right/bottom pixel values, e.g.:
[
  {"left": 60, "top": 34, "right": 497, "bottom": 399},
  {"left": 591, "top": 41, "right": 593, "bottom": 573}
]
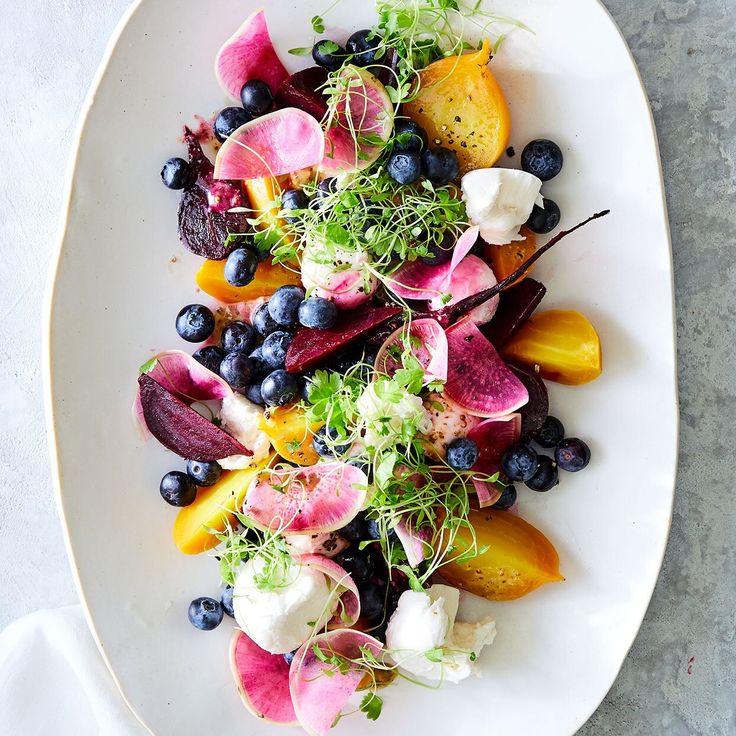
[
  {"left": 173, "top": 461, "right": 269, "bottom": 554},
  {"left": 509, "top": 365, "right": 549, "bottom": 439},
  {"left": 290, "top": 630, "right": 383, "bottom": 736},
  {"left": 215, "top": 9, "right": 289, "bottom": 102},
  {"left": 243, "top": 175, "right": 293, "bottom": 241},
  {"left": 394, "top": 517, "right": 432, "bottom": 568},
  {"left": 403, "top": 39, "right": 510, "bottom": 174},
  {"left": 440, "top": 509, "right": 563, "bottom": 600},
  {"left": 300, "top": 554, "right": 361, "bottom": 628},
  {"left": 502, "top": 309, "right": 603, "bottom": 385},
  {"left": 486, "top": 227, "right": 537, "bottom": 284},
  {"left": 214, "top": 108, "right": 325, "bottom": 180},
  {"left": 276, "top": 67, "right": 329, "bottom": 120},
  {"left": 138, "top": 374, "right": 248, "bottom": 461},
  {"left": 468, "top": 414, "right": 521, "bottom": 507},
  {"left": 243, "top": 462, "right": 368, "bottom": 534},
  {"left": 444, "top": 317, "right": 528, "bottom": 417},
  {"left": 230, "top": 630, "right": 297, "bottom": 724},
  {"left": 482, "top": 277, "right": 546, "bottom": 347},
  {"left": 259, "top": 405, "right": 321, "bottom": 466},
  {"left": 196, "top": 257, "right": 299, "bottom": 304},
  {"left": 374, "top": 318, "right": 448, "bottom": 384},
  {"left": 421, "top": 391, "right": 481, "bottom": 458}
]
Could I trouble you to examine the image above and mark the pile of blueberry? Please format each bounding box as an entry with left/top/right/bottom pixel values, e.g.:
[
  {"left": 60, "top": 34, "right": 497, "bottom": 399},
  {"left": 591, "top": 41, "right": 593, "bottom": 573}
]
[
  {"left": 520, "top": 138, "right": 564, "bottom": 235},
  {"left": 501, "top": 415, "right": 591, "bottom": 494},
  {"left": 159, "top": 459, "right": 222, "bottom": 508}
]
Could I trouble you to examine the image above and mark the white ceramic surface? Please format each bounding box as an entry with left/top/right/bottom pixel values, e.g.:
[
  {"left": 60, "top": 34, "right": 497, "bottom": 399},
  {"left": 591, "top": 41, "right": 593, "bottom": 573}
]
[{"left": 45, "top": 1, "right": 677, "bottom": 734}]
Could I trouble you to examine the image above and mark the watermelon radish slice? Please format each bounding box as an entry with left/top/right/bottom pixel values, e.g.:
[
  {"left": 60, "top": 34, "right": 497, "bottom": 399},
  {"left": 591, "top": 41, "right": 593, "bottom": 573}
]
[
  {"left": 230, "top": 631, "right": 297, "bottom": 725},
  {"left": 468, "top": 414, "right": 522, "bottom": 507},
  {"left": 285, "top": 306, "right": 401, "bottom": 373},
  {"left": 138, "top": 374, "right": 250, "bottom": 460},
  {"left": 444, "top": 317, "right": 529, "bottom": 418},
  {"left": 300, "top": 554, "right": 361, "bottom": 628},
  {"left": 215, "top": 9, "right": 289, "bottom": 103},
  {"left": 214, "top": 108, "right": 325, "bottom": 180},
  {"left": 428, "top": 255, "right": 499, "bottom": 326},
  {"left": 243, "top": 462, "right": 368, "bottom": 534},
  {"left": 321, "top": 66, "right": 394, "bottom": 174},
  {"left": 374, "top": 318, "right": 448, "bottom": 384},
  {"left": 290, "top": 629, "right": 383, "bottom": 736},
  {"left": 395, "top": 517, "right": 432, "bottom": 568},
  {"left": 389, "top": 226, "right": 479, "bottom": 301},
  {"left": 133, "top": 350, "right": 233, "bottom": 438}
]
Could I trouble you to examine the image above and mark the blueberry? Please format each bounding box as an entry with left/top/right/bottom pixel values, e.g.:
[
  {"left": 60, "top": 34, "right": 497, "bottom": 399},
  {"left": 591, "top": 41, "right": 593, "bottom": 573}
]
[
  {"left": 193, "top": 345, "right": 226, "bottom": 374},
  {"left": 387, "top": 151, "right": 422, "bottom": 185},
  {"left": 282, "top": 189, "right": 310, "bottom": 223},
  {"left": 252, "top": 302, "right": 280, "bottom": 337},
  {"left": 187, "top": 597, "right": 223, "bottom": 631},
  {"left": 536, "top": 416, "right": 565, "bottom": 448},
  {"left": 221, "top": 321, "right": 256, "bottom": 355},
  {"left": 420, "top": 236, "right": 454, "bottom": 265},
  {"left": 300, "top": 373, "right": 315, "bottom": 401},
  {"left": 298, "top": 297, "right": 338, "bottom": 329},
  {"left": 213, "top": 106, "right": 251, "bottom": 142},
  {"left": 244, "top": 383, "right": 265, "bottom": 405},
  {"left": 525, "top": 456, "right": 559, "bottom": 492},
  {"left": 492, "top": 484, "right": 517, "bottom": 510},
  {"left": 312, "top": 425, "right": 351, "bottom": 458},
  {"left": 501, "top": 443, "right": 539, "bottom": 482},
  {"left": 393, "top": 119, "right": 428, "bottom": 153},
  {"left": 346, "top": 29, "right": 383, "bottom": 67},
  {"left": 240, "top": 79, "right": 273, "bottom": 117},
  {"left": 248, "top": 346, "right": 270, "bottom": 379},
  {"left": 359, "top": 584, "right": 385, "bottom": 623},
  {"left": 219, "top": 353, "right": 254, "bottom": 391},
  {"left": 176, "top": 304, "right": 215, "bottom": 343},
  {"left": 262, "top": 331, "right": 293, "bottom": 369},
  {"left": 221, "top": 586, "right": 235, "bottom": 618},
  {"left": 314, "top": 177, "right": 337, "bottom": 203},
  {"left": 312, "top": 40, "right": 346, "bottom": 71},
  {"left": 366, "top": 519, "right": 398, "bottom": 544},
  {"left": 161, "top": 157, "right": 195, "bottom": 190},
  {"left": 421, "top": 147, "right": 460, "bottom": 185},
  {"left": 526, "top": 198, "right": 561, "bottom": 234},
  {"left": 521, "top": 139, "right": 563, "bottom": 181},
  {"left": 224, "top": 247, "right": 259, "bottom": 287},
  {"left": 268, "top": 285, "right": 305, "bottom": 327},
  {"left": 260, "top": 369, "right": 298, "bottom": 407},
  {"left": 446, "top": 437, "right": 479, "bottom": 470},
  {"left": 339, "top": 551, "right": 373, "bottom": 583},
  {"left": 283, "top": 650, "right": 298, "bottom": 666},
  {"left": 555, "top": 438, "right": 591, "bottom": 472},
  {"left": 186, "top": 460, "right": 222, "bottom": 487},
  {"left": 338, "top": 513, "right": 368, "bottom": 542},
  {"left": 160, "top": 471, "right": 197, "bottom": 507}
]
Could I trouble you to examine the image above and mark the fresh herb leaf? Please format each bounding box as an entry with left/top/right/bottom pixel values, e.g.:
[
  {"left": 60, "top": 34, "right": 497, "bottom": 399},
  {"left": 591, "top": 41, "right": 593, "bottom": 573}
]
[
  {"left": 360, "top": 693, "right": 383, "bottom": 721},
  {"left": 138, "top": 358, "right": 158, "bottom": 375},
  {"left": 311, "top": 14, "right": 326, "bottom": 33},
  {"left": 425, "top": 647, "right": 444, "bottom": 663},
  {"left": 288, "top": 46, "right": 313, "bottom": 56}
]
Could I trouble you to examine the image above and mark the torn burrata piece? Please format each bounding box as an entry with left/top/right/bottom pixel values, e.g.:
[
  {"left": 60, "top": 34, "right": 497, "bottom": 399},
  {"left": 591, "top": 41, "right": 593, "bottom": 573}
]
[
  {"left": 461, "top": 168, "right": 543, "bottom": 245},
  {"left": 386, "top": 584, "right": 496, "bottom": 683},
  {"left": 218, "top": 393, "right": 272, "bottom": 469}
]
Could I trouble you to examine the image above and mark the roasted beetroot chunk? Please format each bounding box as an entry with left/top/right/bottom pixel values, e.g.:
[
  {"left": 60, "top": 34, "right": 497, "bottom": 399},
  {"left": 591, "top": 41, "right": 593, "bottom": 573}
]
[{"left": 482, "top": 278, "right": 547, "bottom": 347}]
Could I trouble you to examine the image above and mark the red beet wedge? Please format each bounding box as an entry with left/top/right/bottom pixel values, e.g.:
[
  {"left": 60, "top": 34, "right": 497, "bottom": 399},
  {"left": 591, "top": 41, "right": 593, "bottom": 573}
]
[
  {"left": 275, "top": 67, "right": 329, "bottom": 121},
  {"left": 285, "top": 306, "right": 401, "bottom": 373},
  {"left": 509, "top": 365, "right": 549, "bottom": 439},
  {"left": 138, "top": 374, "right": 250, "bottom": 461},
  {"left": 481, "top": 278, "right": 547, "bottom": 347}
]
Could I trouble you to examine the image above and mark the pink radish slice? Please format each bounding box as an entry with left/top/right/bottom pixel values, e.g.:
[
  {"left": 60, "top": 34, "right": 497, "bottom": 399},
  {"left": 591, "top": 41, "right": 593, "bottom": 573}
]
[
  {"left": 290, "top": 630, "right": 383, "bottom": 736},
  {"left": 374, "top": 318, "right": 448, "bottom": 384},
  {"left": 215, "top": 9, "right": 289, "bottom": 102},
  {"left": 444, "top": 317, "right": 529, "bottom": 418},
  {"left": 243, "top": 462, "right": 368, "bottom": 534},
  {"left": 468, "top": 414, "right": 521, "bottom": 507},
  {"left": 421, "top": 392, "right": 482, "bottom": 458},
  {"left": 395, "top": 517, "right": 432, "bottom": 568},
  {"left": 300, "top": 554, "right": 360, "bottom": 628},
  {"left": 214, "top": 108, "right": 325, "bottom": 180},
  {"left": 389, "top": 226, "right": 480, "bottom": 301},
  {"left": 133, "top": 351, "right": 233, "bottom": 438},
  {"left": 321, "top": 66, "right": 393, "bottom": 174},
  {"left": 428, "top": 255, "right": 499, "bottom": 326},
  {"left": 230, "top": 631, "right": 297, "bottom": 725},
  {"left": 472, "top": 468, "right": 503, "bottom": 508}
]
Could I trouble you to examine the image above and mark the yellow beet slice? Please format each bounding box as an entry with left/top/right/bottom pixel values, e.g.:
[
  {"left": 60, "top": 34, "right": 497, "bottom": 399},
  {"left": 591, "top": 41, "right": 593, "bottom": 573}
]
[
  {"left": 404, "top": 38, "right": 510, "bottom": 174},
  {"left": 441, "top": 509, "right": 563, "bottom": 601},
  {"left": 259, "top": 405, "right": 321, "bottom": 466},
  {"left": 196, "top": 256, "right": 300, "bottom": 304}
]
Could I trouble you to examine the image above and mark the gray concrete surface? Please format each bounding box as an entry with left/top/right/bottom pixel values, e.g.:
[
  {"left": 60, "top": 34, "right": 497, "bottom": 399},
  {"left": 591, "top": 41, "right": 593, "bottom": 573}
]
[{"left": 0, "top": 1, "right": 733, "bottom": 733}]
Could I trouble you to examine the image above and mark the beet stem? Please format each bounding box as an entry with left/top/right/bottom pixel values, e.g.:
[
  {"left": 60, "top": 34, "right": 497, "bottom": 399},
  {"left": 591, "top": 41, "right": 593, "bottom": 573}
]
[{"left": 431, "top": 210, "right": 611, "bottom": 327}]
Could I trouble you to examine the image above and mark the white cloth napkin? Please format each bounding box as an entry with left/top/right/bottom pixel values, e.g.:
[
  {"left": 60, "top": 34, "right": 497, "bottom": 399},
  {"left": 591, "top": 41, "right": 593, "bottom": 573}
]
[{"left": 0, "top": 606, "right": 147, "bottom": 736}]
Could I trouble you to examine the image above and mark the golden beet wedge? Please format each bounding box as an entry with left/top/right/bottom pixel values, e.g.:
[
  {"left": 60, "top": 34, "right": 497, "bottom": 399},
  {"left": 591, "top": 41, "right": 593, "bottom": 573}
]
[
  {"left": 173, "top": 458, "right": 271, "bottom": 554},
  {"left": 404, "top": 38, "right": 510, "bottom": 174},
  {"left": 441, "top": 509, "right": 563, "bottom": 601},
  {"left": 486, "top": 227, "right": 537, "bottom": 285},
  {"left": 258, "top": 405, "right": 321, "bottom": 466},
  {"left": 502, "top": 309, "right": 603, "bottom": 385}
]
